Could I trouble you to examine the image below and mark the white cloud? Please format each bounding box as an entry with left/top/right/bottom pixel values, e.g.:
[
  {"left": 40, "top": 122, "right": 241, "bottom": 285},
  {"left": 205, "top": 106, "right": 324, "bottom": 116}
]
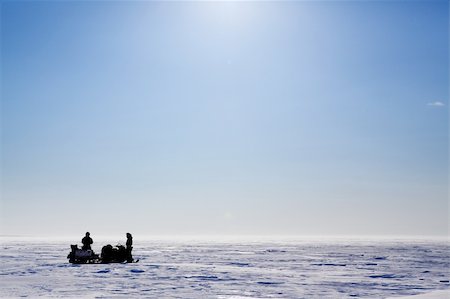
[{"left": 427, "top": 101, "right": 445, "bottom": 107}]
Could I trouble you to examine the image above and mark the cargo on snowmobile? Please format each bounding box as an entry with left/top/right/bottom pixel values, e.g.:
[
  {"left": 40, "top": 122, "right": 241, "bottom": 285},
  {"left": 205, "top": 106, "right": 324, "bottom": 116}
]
[{"left": 67, "top": 244, "right": 137, "bottom": 264}]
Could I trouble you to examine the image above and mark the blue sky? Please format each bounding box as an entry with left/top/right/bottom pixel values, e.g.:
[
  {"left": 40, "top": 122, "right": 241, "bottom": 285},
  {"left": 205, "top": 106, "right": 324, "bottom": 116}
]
[{"left": 1, "top": 1, "right": 448, "bottom": 237}]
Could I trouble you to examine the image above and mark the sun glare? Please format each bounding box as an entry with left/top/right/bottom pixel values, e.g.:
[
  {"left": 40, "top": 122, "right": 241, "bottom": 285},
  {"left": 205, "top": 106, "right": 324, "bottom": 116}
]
[{"left": 202, "top": 1, "right": 257, "bottom": 28}]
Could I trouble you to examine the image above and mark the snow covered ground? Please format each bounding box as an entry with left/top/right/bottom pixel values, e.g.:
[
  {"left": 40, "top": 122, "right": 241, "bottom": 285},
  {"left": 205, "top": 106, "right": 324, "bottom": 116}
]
[
  {"left": 0, "top": 237, "right": 448, "bottom": 298},
  {"left": 390, "top": 290, "right": 449, "bottom": 299}
]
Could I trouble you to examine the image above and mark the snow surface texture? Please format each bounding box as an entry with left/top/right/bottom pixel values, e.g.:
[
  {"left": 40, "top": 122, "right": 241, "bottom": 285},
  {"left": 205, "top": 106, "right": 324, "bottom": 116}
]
[
  {"left": 0, "top": 238, "right": 448, "bottom": 298},
  {"left": 389, "top": 290, "right": 449, "bottom": 299}
]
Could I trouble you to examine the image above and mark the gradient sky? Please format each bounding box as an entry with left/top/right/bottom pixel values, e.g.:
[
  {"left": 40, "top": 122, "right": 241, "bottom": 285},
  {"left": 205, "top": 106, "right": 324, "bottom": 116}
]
[{"left": 1, "top": 1, "right": 448, "bottom": 237}]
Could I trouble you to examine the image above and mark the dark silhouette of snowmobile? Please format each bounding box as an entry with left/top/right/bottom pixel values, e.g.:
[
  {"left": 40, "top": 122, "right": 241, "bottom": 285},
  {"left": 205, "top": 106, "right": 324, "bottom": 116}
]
[
  {"left": 67, "top": 244, "right": 138, "bottom": 264},
  {"left": 67, "top": 244, "right": 99, "bottom": 264}
]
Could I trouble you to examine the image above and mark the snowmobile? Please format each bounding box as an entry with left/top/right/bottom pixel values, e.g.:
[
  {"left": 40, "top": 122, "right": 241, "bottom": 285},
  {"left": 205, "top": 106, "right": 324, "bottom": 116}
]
[
  {"left": 67, "top": 244, "right": 138, "bottom": 264},
  {"left": 67, "top": 244, "right": 100, "bottom": 264}
]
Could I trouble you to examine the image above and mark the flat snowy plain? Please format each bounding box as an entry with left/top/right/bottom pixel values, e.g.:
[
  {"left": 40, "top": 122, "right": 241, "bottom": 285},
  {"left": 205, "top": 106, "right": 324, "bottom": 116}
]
[{"left": 0, "top": 236, "right": 448, "bottom": 298}]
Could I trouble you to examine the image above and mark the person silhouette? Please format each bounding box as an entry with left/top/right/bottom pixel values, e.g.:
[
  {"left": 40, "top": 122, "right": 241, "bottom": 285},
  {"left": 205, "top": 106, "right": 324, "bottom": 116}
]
[
  {"left": 81, "top": 232, "right": 93, "bottom": 250},
  {"left": 126, "top": 233, "right": 133, "bottom": 262}
]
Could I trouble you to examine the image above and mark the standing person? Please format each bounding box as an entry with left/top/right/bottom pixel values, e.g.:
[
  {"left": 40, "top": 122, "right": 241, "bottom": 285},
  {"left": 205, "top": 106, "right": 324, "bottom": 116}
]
[
  {"left": 126, "top": 233, "right": 133, "bottom": 262},
  {"left": 81, "top": 232, "right": 93, "bottom": 250}
]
